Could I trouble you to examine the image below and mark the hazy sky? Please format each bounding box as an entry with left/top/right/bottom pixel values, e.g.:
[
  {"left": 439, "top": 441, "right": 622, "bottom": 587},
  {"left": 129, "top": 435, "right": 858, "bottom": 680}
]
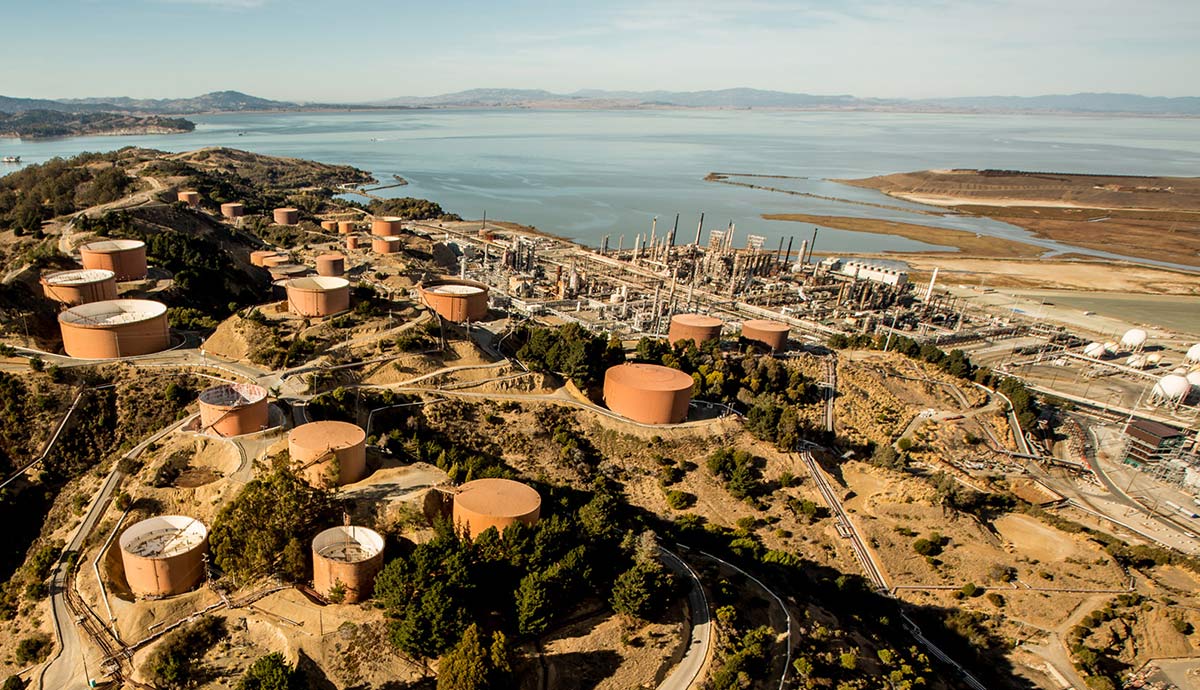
[{"left": 3, "top": 0, "right": 1197, "bottom": 101}]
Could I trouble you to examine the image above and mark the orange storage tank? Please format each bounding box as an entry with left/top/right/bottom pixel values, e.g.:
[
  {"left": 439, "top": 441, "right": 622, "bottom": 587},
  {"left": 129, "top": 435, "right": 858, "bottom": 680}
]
[
  {"left": 40, "top": 269, "right": 118, "bottom": 305},
  {"left": 371, "top": 217, "right": 401, "bottom": 236},
  {"left": 79, "top": 239, "right": 147, "bottom": 281},
  {"left": 315, "top": 253, "right": 345, "bottom": 277},
  {"left": 273, "top": 207, "right": 299, "bottom": 225},
  {"left": 288, "top": 421, "right": 367, "bottom": 487},
  {"left": 220, "top": 202, "right": 245, "bottom": 219},
  {"left": 668, "top": 314, "right": 723, "bottom": 346},
  {"left": 177, "top": 190, "right": 200, "bottom": 206},
  {"left": 312, "top": 526, "right": 384, "bottom": 602},
  {"left": 603, "top": 363, "right": 694, "bottom": 425},
  {"left": 261, "top": 253, "right": 291, "bottom": 268},
  {"left": 198, "top": 383, "right": 269, "bottom": 437},
  {"left": 338, "top": 221, "right": 356, "bottom": 235},
  {"left": 286, "top": 276, "right": 350, "bottom": 317},
  {"left": 321, "top": 220, "right": 339, "bottom": 232},
  {"left": 741, "top": 320, "right": 790, "bottom": 352},
  {"left": 452, "top": 478, "right": 541, "bottom": 538},
  {"left": 372, "top": 236, "right": 402, "bottom": 254},
  {"left": 418, "top": 279, "right": 489, "bottom": 323},
  {"left": 346, "top": 236, "right": 360, "bottom": 250},
  {"left": 119, "top": 516, "right": 208, "bottom": 598},
  {"left": 58, "top": 299, "right": 170, "bottom": 359}
]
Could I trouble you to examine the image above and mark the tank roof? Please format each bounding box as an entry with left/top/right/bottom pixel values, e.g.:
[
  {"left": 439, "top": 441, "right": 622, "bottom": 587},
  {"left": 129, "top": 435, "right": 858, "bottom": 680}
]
[
  {"left": 606, "top": 363, "right": 694, "bottom": 392},
  {"left": 119, "top": 516, "right": 207, "bottom": 559},
  {"left": 455, "top": 478, "right": 540, "bottom": 518},
  {"left": 742, "top": 319, "right": 789, "bottom": 332},
  {"left": 672, "top": 313, "right": 723, "bottom": 328},
  {"left": 198, "top": 382, "right": 267, "bottom": 408},
  {"left": 275, "top": 206, "right": 299, "bottom": 212},
  {"left": 288, "top": 276, "right": 350, "bottom": 291},
  {"left": 58, "top": 299, "right": 167, "bottom": 327},
  {"left": 316, "top": 252, "right": 345, "bottom": 261},
  {"left": 427, "top": 284, "right": 484, "bottom": 296},
  {"left": 375, "top": 216, "right": 402, "bottom": 222},
  {"left": 313, "top": 526, "right": 383, "bottom": 562},
  {"left": 289, "top": 420, "right": 365, "bottom": 450},
  {"left": 80, "top": 239, "right": 145, "bottom": 253},
  {"left": 42, "top": 268, "right": 115, "bottom": 285}
]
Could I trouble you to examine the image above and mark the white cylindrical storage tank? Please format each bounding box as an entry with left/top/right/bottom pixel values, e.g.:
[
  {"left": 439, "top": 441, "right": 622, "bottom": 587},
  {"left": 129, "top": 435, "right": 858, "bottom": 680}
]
[{"left": 119, "top": 515, "right": 208, "bottom": 598}]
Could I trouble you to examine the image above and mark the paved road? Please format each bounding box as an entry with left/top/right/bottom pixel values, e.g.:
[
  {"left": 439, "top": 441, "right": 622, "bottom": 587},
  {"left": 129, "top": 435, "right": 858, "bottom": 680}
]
[
  {"left": 656, "top": 548, "right": 711, "bottom": 690},
  {"left": 39, "top": 414, "right": 196, "bottom": 690}
]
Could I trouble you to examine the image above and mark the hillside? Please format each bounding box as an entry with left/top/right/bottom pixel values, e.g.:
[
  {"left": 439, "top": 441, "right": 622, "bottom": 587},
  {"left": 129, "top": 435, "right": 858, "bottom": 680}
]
[{"left": 0, "top": 110, "right": 194, "bottom": 139}]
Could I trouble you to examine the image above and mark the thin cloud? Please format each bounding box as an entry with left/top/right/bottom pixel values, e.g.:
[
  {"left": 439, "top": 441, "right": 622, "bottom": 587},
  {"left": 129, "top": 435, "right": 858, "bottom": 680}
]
[{"left": 151, "top": 0, "right": 269, "bottom": 9}]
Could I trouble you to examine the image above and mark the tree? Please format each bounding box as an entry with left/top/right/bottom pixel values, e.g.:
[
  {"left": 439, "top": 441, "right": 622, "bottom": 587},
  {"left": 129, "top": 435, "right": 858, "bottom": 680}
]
[
  {"left": 436, "top": 624, "right": 489, "bottom": 690},
  {"left": 237, "top": 653, "right": 297, "bottom": 690},
  {"left": 611, "top": 561, "right": 675, "bottom": 621},
  {"left": 391, "top": 580, "right": 466, "bottom": 661},
  {"left": 515, "top": 571, "right": 553, "bottom": 637}
]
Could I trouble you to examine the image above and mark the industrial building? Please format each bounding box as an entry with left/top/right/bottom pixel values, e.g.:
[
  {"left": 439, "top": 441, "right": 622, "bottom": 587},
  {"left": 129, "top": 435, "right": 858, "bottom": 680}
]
[
  {"left": 452, "top": 478, "right": 541, "bottom": 538},
  {"left": 198, "top": 383, "right": 269, "bottom": 437},
  {"left": 315, "top": 253, "right": 345, "bottom": 277},
  {"left": 603, "top": 363, "right": 694, "bottom": 424},
  {"left": 220, "top": 202, "right": 245, "bottom": 219},
  {"left": 371, "top": 217, "right": 402, "bottom": 236},
  {"left": 58, "top": 299, "right": 170, "bottom": 359},
  {"left": 372, "top": 236, "right": 402, "bottom": 254},
  {"left": 177, "top": 190, "right": 200, "bottom": 206},
  {"left": 740, "top": 319, "right": 789, "bottom": 352},
  {"left": 40, "top": 269, "right": 118, "bottom": 306},
  {"left": 287, "top": 276, "right": 350, "bottom": 317},
  {"left": 79, "top": 239, "right": 148, "bottom": 281},
  {"left": 820, "top": 257, "right": 909, "bottom": 288},
  {"left": 312, "top": 526, "right": 384, "bottom": 603},
  {"left": 288, "top": 420, "right": 367, "bottom": 487},
  {"left": 273, "top": 207, "right": 300, "bottom": 225},
  {"left": 119, "top": 515, "right": 208, "bottom": 598},
  {"left": 419, "top": 278, "right": 490, "bottom": 323},
  {"left": 668, "top": 313, "right": 723, "bottom": 346}
]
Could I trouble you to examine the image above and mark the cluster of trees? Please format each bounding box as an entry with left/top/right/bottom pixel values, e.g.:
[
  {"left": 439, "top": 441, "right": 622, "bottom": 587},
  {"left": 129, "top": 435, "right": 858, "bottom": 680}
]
[
  {"left": 236, "top": 653, "right": 301, "bottom": 690},
  {"left": 708, "top": 607, "right": 775, "bottom": 690},
  {"left": 512, "top": 323, "right": 625, "bottom": 388},
  {"left": 209, "top": 469, "right": 335, "bottom": 583},
  {"left": 0, "top": 152, "right": 131, "bottom": 232},
  {"left": 0, "top": 110, "right": 193, "bottom": 139},
  {"left": 375, "top": 483, "right": 672, "bottom": 667},
  {"left": 368, "top": 197, "right": 460, "bottom": 221},
  {"left": 705, "top": 447, "right": 767, "bottom": 501},
  {"left": 143, "top": 616, "right": 226, "bottom": 688}
]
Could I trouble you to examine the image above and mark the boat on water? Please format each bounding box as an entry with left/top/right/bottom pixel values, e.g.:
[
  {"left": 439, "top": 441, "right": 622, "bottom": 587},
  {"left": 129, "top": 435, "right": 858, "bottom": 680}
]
[{"left": 1, "top": 156, "right": 20, "bottom": 163}]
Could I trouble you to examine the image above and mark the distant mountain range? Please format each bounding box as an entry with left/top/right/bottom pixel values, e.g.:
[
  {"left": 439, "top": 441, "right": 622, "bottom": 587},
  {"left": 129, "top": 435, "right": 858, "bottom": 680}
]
[{"left": 2, "top": 89, "right": 1199, "bottom": 116}]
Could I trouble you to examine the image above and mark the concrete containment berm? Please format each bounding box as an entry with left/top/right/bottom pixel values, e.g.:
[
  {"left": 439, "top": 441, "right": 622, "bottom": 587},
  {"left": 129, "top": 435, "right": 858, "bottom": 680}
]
[
  {"left": 119, "top": 516, "right": 208, "bottom": 598},
  {"left": 603, "top": 362, "right": 694, "bottom": 425},
  {"left": 312, "top": 526, "right": 384, "bottom": 602},
  {"left": 452, "top": 478, "right": 541, "bottom": 538}
]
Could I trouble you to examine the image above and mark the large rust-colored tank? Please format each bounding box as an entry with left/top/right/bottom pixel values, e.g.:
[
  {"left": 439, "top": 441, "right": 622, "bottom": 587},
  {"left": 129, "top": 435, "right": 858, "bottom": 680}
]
[
  {"left": 312, "top": 526, "right": 384, "bottom": 603},
  {"left": 741, "top": 319, "right": 790, "bottom": 352},
  {"left": 346, "top": 236, "right": 360, "bottom": 251},
  {"left": 273, "top": 207, "right": 299, "bottom": 225},
  {"left": 372, "top": 236, "right": 401, "bottom": 254},
  {"left": 79, "top": 239, "right": 147, "bottom": 281},
  {"left": 220, "top": 202, "right": 245, "bottom": 219},
  {"left": 198, "top": 383, "right": 269, "bottom": 437},
  {"left": 119, "top": 516, "right": 208, "bottom": 598},
  {"left": 40, "top": 269, "right": 118, "bottom": 305},
  {"left": 261, "top": 253, "right": 291, "bottom": 268},
  {"left": 452, "top": 478, "right": 541, "bottom": 539},
  {"left": 58, "top": 299, "right": 170, "bottom": 359},
  {"left": 177, "top": 190, "right": 200, "bottom": 206},
  {"left": 288, "top": 421, "right": 367, "bottom": 487},
  {"left": 668, "top": 314, "right": 723, "bottom": 347},
  {"left": 338, "top": 220, "right": 356, "bottom": 235},
  {"left": 371, "top": 217, "right": 401, "bottom": 237},
  {"left": 321, "top": 220, "right": 338, "bottom": 232},
  {"left": 603, "top": 363, "right": 694, "bottom": 424},
  {"left": 268, "top": 264, "right": 308, "bottom": 281},
  {"left": 315, "top": 253, "right": 345, "bottom": 277},
  {"left": 287, "top": 276, "right": 350, "bottom": 317},
  {"left": 418, "top": 278, "right": 490, "bottom": 323}
]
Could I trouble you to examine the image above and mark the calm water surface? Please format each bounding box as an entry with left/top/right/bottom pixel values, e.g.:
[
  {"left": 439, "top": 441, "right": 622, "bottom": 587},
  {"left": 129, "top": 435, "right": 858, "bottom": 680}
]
[{"left": 4, "top": 109, "right": 1199, "bottom": 266}]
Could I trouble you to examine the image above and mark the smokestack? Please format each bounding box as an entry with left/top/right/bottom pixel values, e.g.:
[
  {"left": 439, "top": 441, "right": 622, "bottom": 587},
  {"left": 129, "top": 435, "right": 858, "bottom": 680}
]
[
  {"left": 775, "top": 236, "right": 785, "bottom": 264},
  {"left": 797, "top": 240, "right": 808, "bottom": 268},
  {"left": 650, "top": 217, "right": 657, "bottom": 249},
  {"left": 808, "top": 227, "right": 818, "bottom": 263},
  {"left": 617, "top": 235, "right": 624, "bottom": 254},
  {"left": 924, "top": 267, "right": 939, "bottom": 301},
  {"left": 694, "top": 213, "right": 704, "bottom": 246},
  {"left": 669, "top": 213, "right": 678, "bottom": 247},
  {"left": 785, "top": 237, "right": 794, "bottom": 265}
]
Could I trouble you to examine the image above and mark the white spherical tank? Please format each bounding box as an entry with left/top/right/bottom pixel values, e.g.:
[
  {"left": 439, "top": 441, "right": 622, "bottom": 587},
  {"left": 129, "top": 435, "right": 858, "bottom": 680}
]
[
  {"left": 1187, "top": 370, "right": 1200, "bottom": 392},
  {"left": 1120, "top": 328, "right": 1147, "bottom": 351},
  {"left": 1188, "top": 344, "right": 1200, "bottom": 364},
  {"left": 1126, "top": 354, "right": 1149, "bottom": 369},
  {"left": 1083, "top": 342, "right": 1108, "bottom": 359},
  {"left": 1151, "top": 374, "right": 1191, "bottom": 405}
]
